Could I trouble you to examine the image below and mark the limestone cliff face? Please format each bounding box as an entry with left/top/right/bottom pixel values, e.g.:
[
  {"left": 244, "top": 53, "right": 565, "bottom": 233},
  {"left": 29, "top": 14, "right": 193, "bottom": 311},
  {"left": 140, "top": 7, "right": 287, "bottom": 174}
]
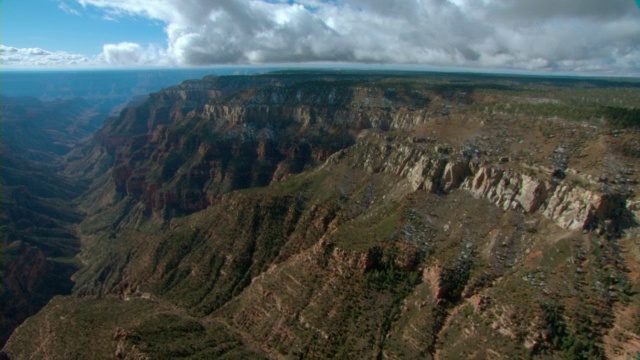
[
  {"left": 342, "top": 140, "right": 634, "bottom": 233},
  {"left": 85, "top": 75, "right": 435, "bottom": 217},
  {"left": 198, "top": 84, "right": 431, "bottom": 131}
]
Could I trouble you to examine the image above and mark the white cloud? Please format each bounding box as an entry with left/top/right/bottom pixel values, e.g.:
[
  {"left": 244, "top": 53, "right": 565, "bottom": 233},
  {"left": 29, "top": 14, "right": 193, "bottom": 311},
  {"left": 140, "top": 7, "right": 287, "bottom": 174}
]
[
  {"left": 70, "top": 0, "right": 640, "bottom": 75},
  {"left": 13, "top": 0, "right": 640, "bottom": 74},
  {"left": 102, "top": 42, "right": 168, "bottom": 66},
  {"left": 0, "top": 45, "right": 93, "bottom": 68},
  {"left": 57, "top": 1, "right": 81, "bottom": 15},
  {"left": 0, "top": 42, "right": 167, "bottom": 69}
]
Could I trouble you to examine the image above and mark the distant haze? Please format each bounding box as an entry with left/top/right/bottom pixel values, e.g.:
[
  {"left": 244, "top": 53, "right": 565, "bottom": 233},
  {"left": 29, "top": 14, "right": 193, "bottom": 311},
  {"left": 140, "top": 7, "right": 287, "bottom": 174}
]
[{"left": 0, "top": 68, "right": 269, "bottom": 100}]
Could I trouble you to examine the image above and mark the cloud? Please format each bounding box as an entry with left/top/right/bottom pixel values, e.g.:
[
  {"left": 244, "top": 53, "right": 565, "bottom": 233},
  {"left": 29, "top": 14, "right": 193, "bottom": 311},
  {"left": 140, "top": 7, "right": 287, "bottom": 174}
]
[
  {"left": 57, "top": 1, "right": 81, "bottom": 15},
  {"left": 102, "top": 42, "right": 167, "bottom": 66},
  {"left": 66, "top": 0, "right": 640, "bottom": 74},
  {"left": 0, "top": 45, "right": 93, "bottom": 67},
  {"left": 483, "top": 0, "right": 637, "bottom": 22},
  {"left": 0, "top": 42, "right": 167, "bottom": 68}
]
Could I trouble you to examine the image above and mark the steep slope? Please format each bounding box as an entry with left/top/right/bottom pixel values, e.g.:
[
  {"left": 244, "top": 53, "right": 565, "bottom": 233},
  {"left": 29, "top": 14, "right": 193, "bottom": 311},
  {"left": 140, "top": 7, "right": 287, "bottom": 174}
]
[
  {"left": 65, "top": 73, "right": 438, "bottom": 299},
  {"left": 0, "top": 96, "right": 111, "bottom": 346},
  {"left": 4, "top": 72, "right": 640, "bottom": 359},
  {"left": 0, "top": 96, "right": 106, "bottom": 162}
]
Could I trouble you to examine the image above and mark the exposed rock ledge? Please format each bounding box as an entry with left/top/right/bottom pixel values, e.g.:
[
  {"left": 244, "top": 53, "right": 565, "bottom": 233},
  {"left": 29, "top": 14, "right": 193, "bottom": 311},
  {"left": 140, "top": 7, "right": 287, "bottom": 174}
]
[{"left": 329, "top": 141, "right": 636, "bottom": 233}]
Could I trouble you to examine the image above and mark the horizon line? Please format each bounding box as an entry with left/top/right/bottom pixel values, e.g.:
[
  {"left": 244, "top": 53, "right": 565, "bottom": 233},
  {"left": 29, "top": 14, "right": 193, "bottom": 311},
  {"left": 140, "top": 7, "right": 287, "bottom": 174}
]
[{"left": 1, "top": 63, "right": 640, "bottom": 81}]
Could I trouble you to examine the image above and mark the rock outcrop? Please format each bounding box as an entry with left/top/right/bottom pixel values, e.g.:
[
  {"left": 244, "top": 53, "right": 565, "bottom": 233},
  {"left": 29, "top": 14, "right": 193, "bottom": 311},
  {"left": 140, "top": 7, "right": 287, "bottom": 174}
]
[
  {"left": 77, "top": 75, "right": 440, "bottom": 218},
  {"left": 345, "top": 141, "right": 633, "bottom": 232}
]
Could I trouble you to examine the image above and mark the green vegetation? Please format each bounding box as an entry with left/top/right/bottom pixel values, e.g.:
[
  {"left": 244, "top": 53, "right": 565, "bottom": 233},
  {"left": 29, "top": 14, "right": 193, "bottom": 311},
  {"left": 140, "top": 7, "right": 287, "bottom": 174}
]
[
  {"left": 1, "top": 297, "right": 157, "bottom": 359},
  {"left": 603, "top": 106, "right": 640, "bottom": 129},
  {"left": 131, "top": 315, "right": 263, "bottom": 359},
  {"left": 331, "top": 201, "right": 402, "bottom": 251}
]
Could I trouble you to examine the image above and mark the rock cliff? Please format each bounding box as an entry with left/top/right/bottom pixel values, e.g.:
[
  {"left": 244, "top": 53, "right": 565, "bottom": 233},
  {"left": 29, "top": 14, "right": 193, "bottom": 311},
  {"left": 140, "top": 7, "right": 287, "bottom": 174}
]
[
  {"left": 341, "top": 140, "right": 635, "bottom": 234},
  {"left": 4, "top": 71, "right": 640, "bottom": 359}
]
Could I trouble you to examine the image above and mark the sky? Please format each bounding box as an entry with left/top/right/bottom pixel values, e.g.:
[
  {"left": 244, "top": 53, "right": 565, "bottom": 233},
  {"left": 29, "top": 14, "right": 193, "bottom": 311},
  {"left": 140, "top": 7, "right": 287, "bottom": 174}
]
[{"left": 1, "top": 0, "right": 640, "bottom": 76}]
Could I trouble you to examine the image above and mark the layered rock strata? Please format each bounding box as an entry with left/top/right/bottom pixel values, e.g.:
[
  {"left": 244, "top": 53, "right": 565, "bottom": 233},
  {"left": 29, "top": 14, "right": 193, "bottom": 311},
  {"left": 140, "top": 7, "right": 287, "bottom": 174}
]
[{"left": 341, "top": 141, "right": 633, "bottom": 232}]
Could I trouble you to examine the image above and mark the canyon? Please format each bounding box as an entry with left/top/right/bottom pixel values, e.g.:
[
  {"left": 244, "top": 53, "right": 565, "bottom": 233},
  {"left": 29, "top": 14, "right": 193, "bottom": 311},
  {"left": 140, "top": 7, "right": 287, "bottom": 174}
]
[{"left": 2, "top": 71, "right": 640, "bottom": 359}]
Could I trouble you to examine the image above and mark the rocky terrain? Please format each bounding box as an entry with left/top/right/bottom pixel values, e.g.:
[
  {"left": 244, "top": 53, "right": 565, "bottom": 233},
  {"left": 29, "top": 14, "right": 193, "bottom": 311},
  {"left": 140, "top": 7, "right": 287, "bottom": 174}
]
[
  {"left": 0, "top": 95, "right": 118, "bottom": 346},
  {"left": 2, "top": 71, "right": 640, "bottom": 359}
]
